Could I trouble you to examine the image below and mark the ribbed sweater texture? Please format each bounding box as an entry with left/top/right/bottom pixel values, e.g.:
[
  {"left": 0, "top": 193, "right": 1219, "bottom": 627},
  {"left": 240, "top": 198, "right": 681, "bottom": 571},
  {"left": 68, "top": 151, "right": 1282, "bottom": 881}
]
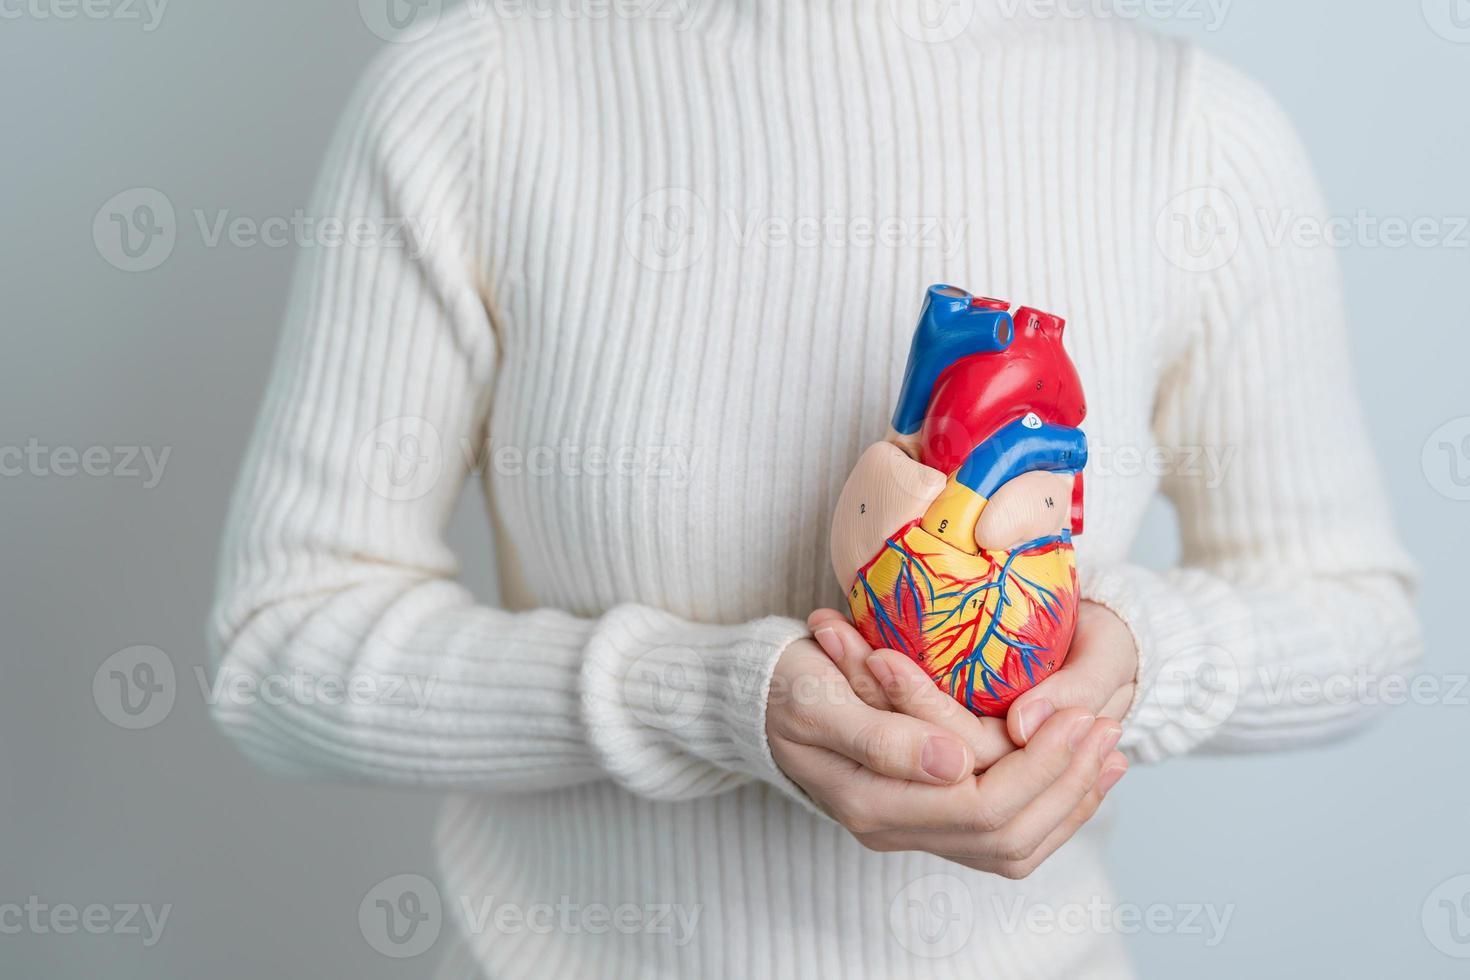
[{"left": 210, "top": 5, "right": 1419, "bottom": 977}]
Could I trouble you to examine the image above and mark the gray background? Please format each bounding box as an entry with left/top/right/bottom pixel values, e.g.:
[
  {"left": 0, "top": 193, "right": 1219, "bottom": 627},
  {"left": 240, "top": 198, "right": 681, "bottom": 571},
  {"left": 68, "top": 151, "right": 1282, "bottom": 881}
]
[{"left": 3, "top": 2, "right": 1467, "bottom": 977}]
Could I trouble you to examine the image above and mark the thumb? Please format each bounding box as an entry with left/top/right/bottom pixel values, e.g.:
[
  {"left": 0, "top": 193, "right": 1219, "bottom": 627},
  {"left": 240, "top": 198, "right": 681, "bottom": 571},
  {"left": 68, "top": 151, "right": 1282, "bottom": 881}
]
[
  {"left": 1008, "top": 604, "right": 1138, "bottom": 745},
  {"left": 1006, "top": 663, "right": 1119, "bottom": 746}
]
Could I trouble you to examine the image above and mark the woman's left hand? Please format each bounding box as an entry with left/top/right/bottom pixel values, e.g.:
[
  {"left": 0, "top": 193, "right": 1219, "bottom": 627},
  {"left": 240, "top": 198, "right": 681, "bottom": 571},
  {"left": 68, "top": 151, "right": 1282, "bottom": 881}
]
[
  {"left": 1006, "top": 601, "right": 1138, "bottom": 747},
  {"left": 809, "top": 601, "right": 1139, "bottom": 752}
]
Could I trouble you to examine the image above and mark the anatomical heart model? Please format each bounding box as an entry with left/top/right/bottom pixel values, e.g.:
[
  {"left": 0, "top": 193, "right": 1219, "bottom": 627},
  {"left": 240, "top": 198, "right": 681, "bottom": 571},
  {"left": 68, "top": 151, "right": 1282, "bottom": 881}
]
[{"left": 831, "top": 285, "right": 1089, "bottom": 717}]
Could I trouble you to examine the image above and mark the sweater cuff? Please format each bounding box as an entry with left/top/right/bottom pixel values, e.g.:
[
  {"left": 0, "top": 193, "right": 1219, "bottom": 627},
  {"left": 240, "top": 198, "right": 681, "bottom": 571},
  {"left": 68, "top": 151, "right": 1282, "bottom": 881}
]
[
  {"left": 580, "top": 606, "right": 823, "bottom": 814},
  {"left": 1079, "top": 563, "right": 1257, "bottom": 763}
]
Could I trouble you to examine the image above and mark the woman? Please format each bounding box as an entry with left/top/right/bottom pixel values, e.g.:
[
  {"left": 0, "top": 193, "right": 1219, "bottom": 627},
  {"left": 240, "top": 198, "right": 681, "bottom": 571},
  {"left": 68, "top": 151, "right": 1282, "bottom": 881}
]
[{"left": 209, "top": 4, "right": 1419, "bottom": 977}]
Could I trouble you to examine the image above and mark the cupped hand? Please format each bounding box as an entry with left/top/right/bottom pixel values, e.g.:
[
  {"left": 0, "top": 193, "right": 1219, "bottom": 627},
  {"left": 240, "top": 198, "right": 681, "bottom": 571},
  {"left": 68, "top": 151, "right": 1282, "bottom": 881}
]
[
  {"left": 1005, "top": 601, "right": 1139, "bottom": 748},
  {"left": 767, "top": 619, "right": 1128, "bottom": 878}
]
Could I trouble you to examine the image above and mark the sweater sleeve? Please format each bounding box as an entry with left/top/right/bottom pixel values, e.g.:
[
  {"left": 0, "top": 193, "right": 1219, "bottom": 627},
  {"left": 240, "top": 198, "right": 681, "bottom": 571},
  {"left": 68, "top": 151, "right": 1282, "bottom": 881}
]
[
  {"left": 1081, "top": 51, "right": 1422, "bottom": 763},
  {"left": 206, "top": 33, "right": 813, "bottom": 806}
]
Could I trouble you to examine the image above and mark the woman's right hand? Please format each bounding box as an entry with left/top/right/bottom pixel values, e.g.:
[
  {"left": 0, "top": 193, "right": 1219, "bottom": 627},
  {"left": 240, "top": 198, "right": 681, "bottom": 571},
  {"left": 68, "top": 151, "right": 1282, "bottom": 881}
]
[{"left": 766, "top": 631, "right": 1127, "bottom": 879}]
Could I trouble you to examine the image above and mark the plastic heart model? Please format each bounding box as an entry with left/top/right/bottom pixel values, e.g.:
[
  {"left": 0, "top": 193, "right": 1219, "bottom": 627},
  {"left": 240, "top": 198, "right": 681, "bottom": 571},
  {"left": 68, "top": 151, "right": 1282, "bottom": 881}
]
[{"left": 830, "top": 285, "right": 1089, "bottom": 717}]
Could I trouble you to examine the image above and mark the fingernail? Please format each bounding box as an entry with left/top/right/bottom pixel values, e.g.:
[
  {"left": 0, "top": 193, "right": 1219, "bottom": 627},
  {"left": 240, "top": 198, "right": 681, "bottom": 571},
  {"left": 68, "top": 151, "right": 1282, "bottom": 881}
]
[
  {"left": 814, "top": 628, "right": 843, "bottom": 663},
  {"left": 1067, "top": 715, "right": 1097, "bottom": 752},
  {"left": 1097, "top": 726, "right": 1123, "bottom": 762},
  {"left": 921, "top": 736, "right": 968, "bottom": 783},
  {"left": 866, "top": 654, "right": 896, "bottom": 690},
  {"left": 1098, "top": 764, "right": 1128, "bottom": 795},
  {"left": 1015, "top": 699, "right": 1056, "bottom": 742}
]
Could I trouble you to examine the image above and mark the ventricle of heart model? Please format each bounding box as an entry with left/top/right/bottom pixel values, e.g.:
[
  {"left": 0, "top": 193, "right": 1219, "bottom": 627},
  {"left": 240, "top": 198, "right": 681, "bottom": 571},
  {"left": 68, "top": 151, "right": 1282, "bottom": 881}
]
[{"left": 830, "top": 285, "right": 1089, "bottom": 717}]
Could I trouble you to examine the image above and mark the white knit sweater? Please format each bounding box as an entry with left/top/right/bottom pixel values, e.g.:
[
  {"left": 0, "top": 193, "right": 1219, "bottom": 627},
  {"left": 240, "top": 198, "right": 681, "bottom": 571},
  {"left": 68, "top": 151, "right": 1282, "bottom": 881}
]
[{"left": 209, "top": 4, "right": 1419, "bottom": 977}]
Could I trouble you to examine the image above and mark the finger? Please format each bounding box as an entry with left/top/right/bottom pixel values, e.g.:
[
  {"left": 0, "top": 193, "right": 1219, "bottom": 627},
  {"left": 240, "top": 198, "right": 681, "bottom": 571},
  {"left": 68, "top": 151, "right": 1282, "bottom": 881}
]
[
  {"left": 770, "top": 683, "right": 973, "bottom": 786},
  {"left": 1100, "top": 684, "right": 1135, "bottom": 722},
  {"left": 811, "top": 619, "right": 892, "bottom": 710},
  {"left": 807, "top": 608, "right": 849, "bottom": 632},
  {"left": 1007, "top": 619, "right": 1135, "bottom": 745},
  {"left": 969, "top": 707, "right": 1100, "bottom": 829},
  {"left": 859, "top": 720, "right": 1118, "bottom": 861},
  {"left": 973, "top": 718, "right": 1119, "bottom": 862},
  {"left": 866, "top": 649, "right": 1016, "bottom": 771},
  {"left": 1098, "top": 751, "right": 1129, "bottom": 795},
  {"left": 771, "top": 740, "right": 993, "bottom": 834},
  {"left": 987, "top": 750, "right": 1130, "bottom": 878}
]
